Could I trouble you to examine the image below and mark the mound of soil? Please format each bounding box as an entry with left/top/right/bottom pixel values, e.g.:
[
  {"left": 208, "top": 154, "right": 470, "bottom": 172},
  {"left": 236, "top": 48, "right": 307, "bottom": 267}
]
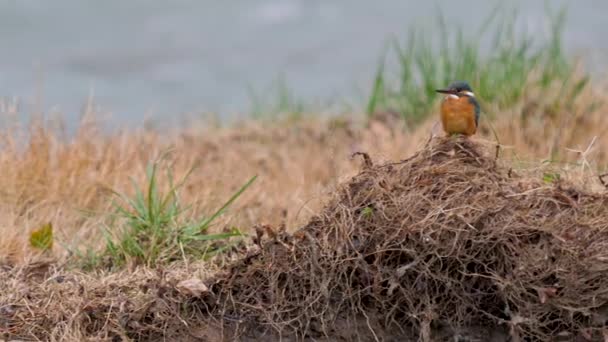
[
  {"left": 3, "top": 137, "right": 608, "bottom": 341},
  {"left": 206, "top": 137, "right": 608, "bottom": 341}
]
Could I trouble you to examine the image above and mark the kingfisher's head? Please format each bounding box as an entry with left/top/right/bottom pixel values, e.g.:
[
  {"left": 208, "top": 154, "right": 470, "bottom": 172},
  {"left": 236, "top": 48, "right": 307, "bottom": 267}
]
[{"left": 436, "top": 81, "right": 475, "bottom": 99}]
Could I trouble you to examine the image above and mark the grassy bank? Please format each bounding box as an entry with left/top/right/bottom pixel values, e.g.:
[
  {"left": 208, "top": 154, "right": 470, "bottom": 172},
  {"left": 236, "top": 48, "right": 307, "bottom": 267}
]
[
  {"left": 0, "top": 6, "right": 604, "bottom": 267},
  {"left": 4, "top": 137, "right": 608, "bottom": 341},
  {"left": 3, "top": 6, "right": 608, "bottom": 341},
  {"left": 1, "top": 88, "right": 607, "bottom": 268}
]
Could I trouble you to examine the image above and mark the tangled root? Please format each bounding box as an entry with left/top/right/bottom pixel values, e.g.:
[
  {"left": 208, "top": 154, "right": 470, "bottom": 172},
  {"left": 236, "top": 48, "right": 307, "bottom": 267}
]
[
  {"left": 208, "top": 137, "right": 608, "bottom": 341},
  {"left": 3, "top": 137, "right": 608, "bottom": 341}
]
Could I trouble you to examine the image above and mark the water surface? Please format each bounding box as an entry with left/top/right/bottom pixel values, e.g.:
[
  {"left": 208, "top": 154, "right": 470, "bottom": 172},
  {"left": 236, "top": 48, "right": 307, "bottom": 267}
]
[{"left": 0, "top": 0, "right": 606, "bottom": 127}]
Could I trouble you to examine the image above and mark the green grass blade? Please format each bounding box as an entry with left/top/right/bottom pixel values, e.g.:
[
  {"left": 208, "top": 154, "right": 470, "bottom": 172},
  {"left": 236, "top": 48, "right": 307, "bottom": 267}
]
[{"left": 197, "top": 175, "right": 257, "bottom": 232}]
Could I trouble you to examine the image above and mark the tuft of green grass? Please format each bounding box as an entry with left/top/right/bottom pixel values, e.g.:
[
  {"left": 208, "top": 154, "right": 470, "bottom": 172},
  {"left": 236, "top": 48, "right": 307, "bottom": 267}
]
[
  {"left": 248, "top": 74, "right": 307, "bottom": 121},
  {"left": 366, "top": 5, "right": 584, "bottom": 126},
  {"left": 542, "top": 171, "right": 561, "bottom": 184},
  {"left": 361, "top": 206, "right": 374, "bottom": 218},
  {"left": 96, "top": 153, "right": 256, "bottom": 269}
]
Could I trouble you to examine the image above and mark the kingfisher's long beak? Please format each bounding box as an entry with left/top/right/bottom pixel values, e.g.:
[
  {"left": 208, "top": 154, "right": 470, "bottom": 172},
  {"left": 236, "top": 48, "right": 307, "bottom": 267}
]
[{"left": 435, "top": 88, "right": 456, "bottom": 94}]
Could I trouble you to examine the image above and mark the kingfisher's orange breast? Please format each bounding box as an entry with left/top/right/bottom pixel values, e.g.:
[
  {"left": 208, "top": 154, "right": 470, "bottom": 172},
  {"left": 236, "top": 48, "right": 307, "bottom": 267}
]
[{"left": 440, "top": 96, "right": 477, "bottom": 136}]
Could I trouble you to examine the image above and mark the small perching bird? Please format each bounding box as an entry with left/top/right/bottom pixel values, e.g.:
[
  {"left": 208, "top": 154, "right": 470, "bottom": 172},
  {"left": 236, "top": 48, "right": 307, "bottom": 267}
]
[{"left": 435, "top": 81, "right": 480, "bottom": 137}]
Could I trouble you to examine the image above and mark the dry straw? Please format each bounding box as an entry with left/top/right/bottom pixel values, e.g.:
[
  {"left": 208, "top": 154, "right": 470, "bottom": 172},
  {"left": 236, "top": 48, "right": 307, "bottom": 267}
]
[
  {"left": 3, "top": 137, "right": 608, "bottom": 341},
  {"left": 204, "top": 137, "right": 608, "bottom": 341}
]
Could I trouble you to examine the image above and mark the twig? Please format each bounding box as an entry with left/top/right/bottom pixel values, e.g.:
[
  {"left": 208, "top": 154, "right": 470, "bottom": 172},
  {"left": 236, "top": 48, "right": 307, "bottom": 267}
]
[
  {"left": 351, "top": 151, "right": 373, "bottom": 169},
  {"left": 565, "top": 136, "right": 597, "bottom": 174},
  {"left": 599, "top": 173, "right": 608, "bottom": 189}
]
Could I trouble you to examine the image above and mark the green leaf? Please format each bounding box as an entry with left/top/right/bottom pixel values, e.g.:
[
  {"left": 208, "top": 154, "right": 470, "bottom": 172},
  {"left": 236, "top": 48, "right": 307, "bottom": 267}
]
[
  {"left": 197, "top": 175, "right": 258, "bottom": 232},
  {"left": 185, "top": 230, "right": 243, "bottom": 242},
  {"left": 366, "top": 53, "right": 387, "bottom": 116},
  {"left": 542, "top": 172, "right": 561, "bottom": 184},
  {"left": 568, "top": 76, "right": 589, "bottom": 102},
  {"left": 29, "top": 222, "right": 53, "bottom": 251}
]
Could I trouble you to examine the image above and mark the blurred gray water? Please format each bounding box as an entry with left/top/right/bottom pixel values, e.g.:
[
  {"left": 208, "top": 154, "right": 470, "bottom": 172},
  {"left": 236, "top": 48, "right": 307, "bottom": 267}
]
[{"left": 0, "top": 0, "right": 607, "bottom": 127}]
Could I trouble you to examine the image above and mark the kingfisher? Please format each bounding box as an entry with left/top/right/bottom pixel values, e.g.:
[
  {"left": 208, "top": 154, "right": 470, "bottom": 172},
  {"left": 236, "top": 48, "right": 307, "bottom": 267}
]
[{"left": 435, "top": 81, "right": 480, "bottom": 137}]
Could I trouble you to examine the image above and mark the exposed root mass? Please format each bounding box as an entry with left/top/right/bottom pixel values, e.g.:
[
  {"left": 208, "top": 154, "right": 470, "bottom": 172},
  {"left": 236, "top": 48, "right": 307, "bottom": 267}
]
[
  {"left": 209, "top": 137, "right": 608, "bottom": 341},
  {"left": 3, "top": 137, "right": 608, "bottom": 341}
]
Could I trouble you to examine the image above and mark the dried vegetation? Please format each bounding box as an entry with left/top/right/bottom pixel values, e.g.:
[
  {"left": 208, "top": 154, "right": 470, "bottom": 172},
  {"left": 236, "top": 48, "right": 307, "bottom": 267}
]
[{"left": 3, "top": 137, "right": 608, "bottom": 341}]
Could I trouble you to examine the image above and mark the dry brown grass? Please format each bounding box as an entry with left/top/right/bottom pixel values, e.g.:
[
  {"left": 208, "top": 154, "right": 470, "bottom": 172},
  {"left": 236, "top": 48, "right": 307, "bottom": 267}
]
[
  {"left": 203, "top": 137, "right": 608, "bottom": 341},
  {"left": 3, "top": 137, "right": 608, "bottom": 341},
  {"left": 0, "top": 260, "right": 222, "bottom": 341},
  {"left": 0, "top": 80, "right": 607, "bottom": 264},
  {"left": 0, "top": 110, "right": 426, "bottom": 264}
]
